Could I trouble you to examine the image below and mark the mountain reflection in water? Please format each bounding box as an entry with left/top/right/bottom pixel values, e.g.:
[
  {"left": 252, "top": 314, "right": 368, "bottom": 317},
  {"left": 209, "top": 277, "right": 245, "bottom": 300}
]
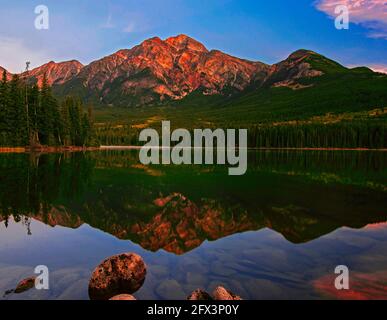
[
  {"left": 0, "top": 150, "right": 386, "bottom": 300},
  {"left": 0, "top": 150, "right": 386, "bottom": 254}
]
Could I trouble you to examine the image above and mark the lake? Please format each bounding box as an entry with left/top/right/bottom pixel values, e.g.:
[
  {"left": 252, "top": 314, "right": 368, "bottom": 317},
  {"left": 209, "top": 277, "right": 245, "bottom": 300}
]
[{"left": 0, "top": 150, "right": 386, "bottom": 300}]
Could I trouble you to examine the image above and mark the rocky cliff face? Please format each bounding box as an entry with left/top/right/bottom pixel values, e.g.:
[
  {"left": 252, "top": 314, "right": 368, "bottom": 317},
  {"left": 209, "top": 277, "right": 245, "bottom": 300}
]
[
  {"left": 0, "top": 66, "right": 12, "bottom": 81},
  {"left": 68, "top": 34, "right": 270, "bottom": 105},
  {"left": 131, "top": 193, "right": 257, "bottom": 254},
  {"left": 2, "top": 35, "right": 341, "bottom": 106},
  {"left": 23, "top": 60, "right": 83, "bottom": 87},
  {"left": 268, "top": 50, "right": 323, "bottom": 82}
]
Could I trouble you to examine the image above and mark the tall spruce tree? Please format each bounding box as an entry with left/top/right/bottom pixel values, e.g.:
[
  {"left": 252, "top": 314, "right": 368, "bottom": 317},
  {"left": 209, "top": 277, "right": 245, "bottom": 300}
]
[
  {"left": 28, "top": 84, "right": 40, "bottom": 146},
  {"left": 0, "top": 71, "right": 9, "bottom": 145},
  {"left": 39, "top": 74, "right": 61, "bottom": 145},
  {"left": 39, "top": 75, "right": 53, "bottom": 145},
  {"left": 60, "top": 98, "right": 71, "bottom": 145},
  {"left": 8, "top": 75, "right": 28, "bottom": 145}
]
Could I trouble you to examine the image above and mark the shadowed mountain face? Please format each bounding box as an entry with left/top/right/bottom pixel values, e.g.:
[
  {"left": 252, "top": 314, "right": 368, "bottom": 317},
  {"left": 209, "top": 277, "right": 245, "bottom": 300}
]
[{"left": 0, "top": 151, "right": 386, "bottom": 255}]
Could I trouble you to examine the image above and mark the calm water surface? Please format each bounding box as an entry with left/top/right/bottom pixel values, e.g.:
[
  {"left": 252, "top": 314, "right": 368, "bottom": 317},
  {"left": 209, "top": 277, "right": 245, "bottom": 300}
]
[{"left": 0, "top": 150, "right": 386, "bottom": 300}]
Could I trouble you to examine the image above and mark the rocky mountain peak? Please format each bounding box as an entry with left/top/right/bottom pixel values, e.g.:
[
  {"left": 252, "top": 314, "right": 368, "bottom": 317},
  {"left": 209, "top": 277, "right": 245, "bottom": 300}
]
[
  {"left": 58, "top": 35, "right": 270, "bottom": 106},
  {"left": 24, "top": 60, "right": 84, "bottom": 87},
  {"left": 264, "top": 49, "right": 328, "bottom": 89},
  {"left": 287, "top": 49, "right": 318, "bottom": 61},
  {"left": 139, "top": 36, "right": 164, "bottom": 47},
  {"left": 165, "top": 34, "right": 208, "bottom": 52}
]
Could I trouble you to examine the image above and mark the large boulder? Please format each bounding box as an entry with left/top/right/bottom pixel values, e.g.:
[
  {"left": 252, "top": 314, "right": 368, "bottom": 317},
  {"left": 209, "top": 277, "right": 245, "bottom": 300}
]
[
  {"left": 88, "top": 253, "right": 146, "bottom": 300},
  {"left": 212, "top": 286, "right": 242, "bottom": 300},
  {"left": 187, "top": 289, "right": 213, "bottom": 300},
  {"left": 109, "top": 294, "right": 137, "bottom": 300},
  {"left": 187, "top": 286, "right": 242, "bottom": 300}
]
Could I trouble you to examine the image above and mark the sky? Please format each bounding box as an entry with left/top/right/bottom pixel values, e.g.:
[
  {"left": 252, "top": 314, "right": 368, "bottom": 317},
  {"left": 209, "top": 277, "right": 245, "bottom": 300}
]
[{"left": 0, "top": 0, "right": 386, "bottom": 73}]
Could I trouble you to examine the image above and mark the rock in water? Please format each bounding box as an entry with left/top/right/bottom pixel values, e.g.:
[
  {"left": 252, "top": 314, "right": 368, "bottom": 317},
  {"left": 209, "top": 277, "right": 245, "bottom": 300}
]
[
  {"left": 88, "top": 253, "right": 146, "bottom": 300},
  {"left": 187, "top": 289, "right": 213, "bottom": 300},
  {"left": 14, "top": 277, "right": 36, "bottom": 294},
  {"left": 212, "top": 286, "right": 242, "bottom": 300},
  {"left": 109, "top": 294, "right": 137, "bottom": 300}
]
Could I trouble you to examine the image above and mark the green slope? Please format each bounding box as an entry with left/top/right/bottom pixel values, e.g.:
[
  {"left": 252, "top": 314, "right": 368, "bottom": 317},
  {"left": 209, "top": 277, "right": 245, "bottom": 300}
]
[{"left": 59, "top": 50, "right": 387, "bottom": 148}]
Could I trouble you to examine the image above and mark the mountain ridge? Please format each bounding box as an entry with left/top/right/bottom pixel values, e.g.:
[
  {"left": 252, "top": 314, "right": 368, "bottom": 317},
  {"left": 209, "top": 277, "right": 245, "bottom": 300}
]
[
  {"left": 0, "top": 34, "right": 382, "bottom": 107},
  {"left": 23, "top": 60, "right": 84, "bottom": 87},
  {"left": 60, "top": 34, "right": 270, "bottom": 106}
]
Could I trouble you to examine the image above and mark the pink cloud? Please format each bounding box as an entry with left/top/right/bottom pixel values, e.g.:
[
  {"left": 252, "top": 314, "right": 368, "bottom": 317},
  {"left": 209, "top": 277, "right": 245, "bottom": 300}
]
[
  {"left": 348, "top": 63, "right": 387, "bottom": 73},
  {"left": 368, "top": 64, "right": 387, "bottom": 73},
  {"left": 316, "top": 0, "right": 387, "bottom": 39}
]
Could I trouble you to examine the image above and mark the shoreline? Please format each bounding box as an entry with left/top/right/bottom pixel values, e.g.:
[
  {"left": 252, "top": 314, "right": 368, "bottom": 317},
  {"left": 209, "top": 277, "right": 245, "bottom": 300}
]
[
  {"left": 0, "top": 146, "right": 101, "bottom": 154},
  {"left": 0, "top": 146, "right": 386, "bottom": 154},
  {"left": 97, "top": 146, "right": 387, "bottom": 152}
]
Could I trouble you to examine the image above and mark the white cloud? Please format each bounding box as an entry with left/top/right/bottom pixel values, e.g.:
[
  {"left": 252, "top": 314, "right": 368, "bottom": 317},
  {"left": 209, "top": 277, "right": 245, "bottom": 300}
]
[
  {"left": 0, "top": 36, "right": 51, "bottom": 73},
  {"left": 316, "top": 0, "right": 387, "bottom": 39}
]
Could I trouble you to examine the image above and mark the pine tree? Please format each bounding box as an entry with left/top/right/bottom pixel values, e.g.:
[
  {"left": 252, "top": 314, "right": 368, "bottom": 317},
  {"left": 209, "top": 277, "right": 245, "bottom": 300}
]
[
  {"left": 81, "top": 113, "right": 91, "bottom": 146},
  {"left": 39, "top": 74, "right": 61, "bottom": 145},
  {"left": 60, "top": 98, "right": 71, "bottom": 145},
  {"left": 8, "top": 75, "right": 27, "bottom": 146},
  {"left": 28, "top": 85, "right": 40, "bottom": 146},
  {"left": 38, "top": 74, "right": 52, "bottom": 145},
  {"left": 0, "top": 71, "right": 9, "bottom": 145}
]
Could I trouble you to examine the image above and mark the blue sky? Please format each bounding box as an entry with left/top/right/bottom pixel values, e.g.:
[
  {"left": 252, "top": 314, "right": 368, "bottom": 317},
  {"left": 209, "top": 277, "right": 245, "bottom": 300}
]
[{"left": 0, "top": 0, "right": 386, "bottom": 73}]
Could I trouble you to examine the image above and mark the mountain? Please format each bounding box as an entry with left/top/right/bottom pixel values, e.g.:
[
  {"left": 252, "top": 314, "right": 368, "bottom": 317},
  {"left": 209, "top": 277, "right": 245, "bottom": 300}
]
[
  {"left": 264, "top": 49, "right": 344, "bottom": 89},
  {"left": 0, "top": 66, "right": 12, "bottom": 81},
  {"left": 2, "top": 34, "right": 385, "bottom": 110},
  {"left": 22, "top": 60, "right": 83, "bottom": 87},
  {"left": 217, "top": 49, "right": 387, "bottom": 123},
  {"left": 55, "top": 34, "right": 270, "bottom": 106},
  {"left": 53, "top": 35, "right": 383, "bottom": 107}
]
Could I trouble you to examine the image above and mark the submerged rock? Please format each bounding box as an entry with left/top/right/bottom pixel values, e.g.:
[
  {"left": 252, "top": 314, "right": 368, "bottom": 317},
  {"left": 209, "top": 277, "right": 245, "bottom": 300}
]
[
  {"left": 155, "top": 279, "right": 185, "bottom": 300},
  {"left": 14, "top": 277, "right": 36, "bottom": 294},
  {"left": 187, "top": 289, "right": 213, "bottom": 300},
  {"left": 109, "top": 294, "right": 137, "bottom": 300},
  {"left": 212, "top": 286, "right": 242, "bottom": 300},
  {"left": 88, "top": 253, "right": 146, "bottom": 300},
  {"left": 187, "top": 286, "right": 242, "bottom": 300}
]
